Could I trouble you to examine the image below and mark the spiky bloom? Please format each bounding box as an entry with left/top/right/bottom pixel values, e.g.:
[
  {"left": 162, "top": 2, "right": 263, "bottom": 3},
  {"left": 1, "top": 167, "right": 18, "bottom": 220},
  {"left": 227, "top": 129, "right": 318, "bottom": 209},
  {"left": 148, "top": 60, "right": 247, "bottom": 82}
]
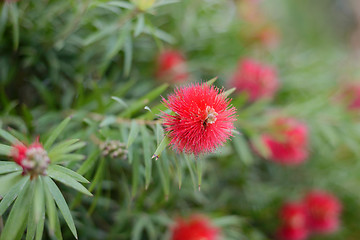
[
  {"left": 11, "top": 140, "right": 50, "bottom": 178},
  {"left": 257, "top": 117, "right": 308, "bottom": 165},
  {"left": 161, "top": 83, "right": 236, "bottom": 155},
  {"left": 230, "top": 58, "right": 279, "bottom": 101},
  {"left": 277, "top": 202, "right": 308, "bottom": 240},
  {"left": 171, "top": 215, "right": 220, "bottom": 240},
  {"left": 155, "top": 49, "right": 189, "bottom": 84},
  {"left": 303, "top": 190, "right": 341, "bottom": 234}
]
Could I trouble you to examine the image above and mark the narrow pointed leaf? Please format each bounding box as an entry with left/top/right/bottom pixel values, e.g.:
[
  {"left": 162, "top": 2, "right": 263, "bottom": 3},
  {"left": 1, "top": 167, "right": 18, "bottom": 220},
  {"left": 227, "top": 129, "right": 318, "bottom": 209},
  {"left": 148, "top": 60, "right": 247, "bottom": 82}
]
[
  {"left": 152, "top": 136, "right": 170, "bottom": 160},
  {"left": 48, "top": 139, "right": 80, "bottom": 156},
  {"left": 127, "top": 120, "right": 139, "bottom": 148},
  {"left": 44, "top": 176, "right": 78, "bottom": 239},
  {"left": 206, "top": 77, "right": 218, "bottom": 86},
  {"left": 48, "top": 168, "right": 92, "bottom": 196},
  {"left": 0, "top": 144, "right": 12, "bottom": 156},
  {"left": 77, "top": 149, "right": 100, "bottom": 175},
  {"left": 0, "top": 172, "right": 23, "bottom": 196},
  {"left": 0, "top": 180, "right": 32, "bottom": 240},
  {"left": 121, "top": 84, "right": 169, "bottom": 117},
  {"left": 141, "top": 125, "right": 152, "bottom": 189},
  {"left": 44, "top": 117, "right": 71, "bottom": 149},
  {"left": 222, "top": 87, "right": 236, "bottom": 98},
  {"left": 0, "top": 129, "right": 20, "bottom": 144},
  {"left": 49, "top": 165, "right": 89, "bottom": 183},
  {"left": 0, "top": 162, "right": 21, "bottom": 174},
  {"left": 0, "top": 176, "right": 29, "bottom": 215}
]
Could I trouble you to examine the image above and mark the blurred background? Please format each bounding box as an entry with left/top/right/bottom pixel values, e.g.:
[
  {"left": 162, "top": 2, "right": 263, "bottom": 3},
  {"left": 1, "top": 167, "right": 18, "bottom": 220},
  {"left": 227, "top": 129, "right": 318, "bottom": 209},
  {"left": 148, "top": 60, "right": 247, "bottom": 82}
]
[{"left": 2, "top": 0, "right": 360, "bottom": 239}]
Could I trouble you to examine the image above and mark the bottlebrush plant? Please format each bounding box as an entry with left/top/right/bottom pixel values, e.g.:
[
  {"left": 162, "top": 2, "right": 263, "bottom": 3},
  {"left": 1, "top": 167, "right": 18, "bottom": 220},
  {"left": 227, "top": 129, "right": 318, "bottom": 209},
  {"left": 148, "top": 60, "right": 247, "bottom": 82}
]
[
  {"left": 1, "top": 0, "right": 360, "bottom": 239},
  {"left": 0, "top": 117, "right": 91, "bottom": 240}
]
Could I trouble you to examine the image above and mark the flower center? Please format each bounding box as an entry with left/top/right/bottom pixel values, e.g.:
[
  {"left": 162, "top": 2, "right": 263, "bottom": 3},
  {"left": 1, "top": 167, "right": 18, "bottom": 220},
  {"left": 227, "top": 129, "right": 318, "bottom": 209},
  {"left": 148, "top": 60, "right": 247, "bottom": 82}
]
[
  {"left": 205, "top": 106, "right": 218, "bottom": 125},
  {"left": 22, "top": 146, "right": 50, "bottom": 178}
]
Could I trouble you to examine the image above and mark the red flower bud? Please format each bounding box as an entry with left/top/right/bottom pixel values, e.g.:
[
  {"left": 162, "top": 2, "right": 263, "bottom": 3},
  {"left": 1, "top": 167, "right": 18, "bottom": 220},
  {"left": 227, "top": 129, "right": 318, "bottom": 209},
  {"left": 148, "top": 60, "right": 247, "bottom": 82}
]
[
  {"left": 155, "top": 49, "right": 189, "bottom": 84},
  {"left": 230, "top": 58, "right": 279, "bottom": 102},
  {"left": 277, "top": 202, "right": 308, "bottom": 240},
  {"left": 171, "top": 215, "right": 220, "bottom": 240},
  {"left": 257, "top": 117, "right": 309, "bottom": 165},
  {"left": 303, "top": 190, "right": 341, "bottom": 234}
]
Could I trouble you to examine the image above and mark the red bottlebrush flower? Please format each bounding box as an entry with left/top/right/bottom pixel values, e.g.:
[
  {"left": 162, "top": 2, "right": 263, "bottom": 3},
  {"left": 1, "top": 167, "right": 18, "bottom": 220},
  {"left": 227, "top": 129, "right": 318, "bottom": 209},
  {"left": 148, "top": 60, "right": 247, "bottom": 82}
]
[
  {"left": 277, "top": 202, "right": 308, "bottom": 240},
  {"left": 161, "top": 83, "right": 236, "bottom": 155},
  {"left": 155, "top": 49, "right": 189, "bottom": 84},
  {"left": 11, "top": 143, "right": 28, "bottom": 165},
  {"left": 303, "top": 190, "right": 341, "bottom": 234},
  {"left": 171, "top": 215, "right": 220, "bottom": 240},
  {"left": 11, "top": 140, "right": 50, "bottom": 178},
  {"left": 230, "top": 59, "right": 279, "bottom": 102},
  {"left": 258, "top": 117, "right": 309, "bottom": 165}
]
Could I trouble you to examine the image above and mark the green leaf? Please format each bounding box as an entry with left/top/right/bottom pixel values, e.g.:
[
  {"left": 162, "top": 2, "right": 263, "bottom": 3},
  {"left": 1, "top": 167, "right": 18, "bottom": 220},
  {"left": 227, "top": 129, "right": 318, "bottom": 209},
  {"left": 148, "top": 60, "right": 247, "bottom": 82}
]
[
  {"left": 77, "top": 149, "right": 100, "bottom": 175},
  {"left": 44, "top": 117, "right": 71, "bottom": 150},
  {"left": 88, "top": 157, "right": 105, "bottom": 192},
  {"left": 196, "top": 156, "right": 203, "bottom": 191},
  {"left": 184, "top": 155, "right": 197, "bottom": 191},
  {"left": 206, "top": 77, "right": 218, "bottom": 86},
  {"left": 9, "top": 3, "right": 19, "bottom": 50},
  {"left": 0, "top": 128, "right": 19, "bottom": 144},
  {"left": 111, "top": 96, "right": 128, "bottom": 108},
  {"left": 152, "top": 136, "right": 170, "bottom": 160},
  {"left": 134, "top": 14, "right": 145, "bottom": 37},
  {"left": 48, "top": 139, "right": 80, "bottom": 157},
  {"left": 44, "top": 176, "right": 78, "bottom": 239},
  {"left": 232, "top": 135, "right": 253, "bottom": 165},
  {"left": 0, "top": 162, "right": 22, "bottom": 174},
  {"left": 127, "top": 120, "right": 140, "bottom": 148},
  {"left": 120, "top": 83, "right": 169, "bottom": 117},
  {"left": 26, "top": 197, "right": 37, "bottom": 240},
  {"left": 0, "top": 175, "right": 29, "bottom": 215},
  {"left": 83, "top": 24, "right": 118, "bottom": 46},
  {"left": 49, "top": 165, "right": 89, "bottom": 183},
  {"left": 155, "top": 156, "right": 169, "bottom": 198},
  {"left": 107, "top": 1, "right": 134, "bottom": 9},
  {"left": 152, "top": 0, "right": 180, "bottom": 8},
  {"left": 48, "top": 167, "right": 92, "bottom": 196},
  {"left": 0, "top": 4, "right": 8, "bottom": 39},
  {"left": 0, "top": 143, "right": 12, "bottom": 156},
  {"left": 123, "top": 35, "right": 133, "bottom": 77},
  {"left": 0, "top": 179, "right": 32, "bottom": 240},
  {"left": 222, "top": 87, "right": 236, "bottom": 98},
  {"left": 174, "top": 155, "right": 182, "bottom": 189},
  {"left": 33, "top": 177, "right": 45, "bottom": 223},
  {"left": 44, "top": 182, "right": 57, "bottom": 235},
  {"left": 0, "top": 172, "right": 23, "bottom": 196},
  {"left": 141, "top": 125, "right": 152, "bottom": 189},
  {"left": 131, "top": 151, "right": 140, "bottom": 198},
  {"left": 35, "top": 208, "right": 45, "bottom": 240},
  {"left": 50, "top": 153, "right": 85, "bottom": 163}
]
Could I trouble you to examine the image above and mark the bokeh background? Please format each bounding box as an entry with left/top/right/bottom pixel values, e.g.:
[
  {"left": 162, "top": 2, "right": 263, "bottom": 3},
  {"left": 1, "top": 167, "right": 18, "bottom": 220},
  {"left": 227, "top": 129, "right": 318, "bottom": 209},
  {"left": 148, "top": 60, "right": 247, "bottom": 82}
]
[{"left": 2, "top": 0, "right": 360, "bottom": 239}]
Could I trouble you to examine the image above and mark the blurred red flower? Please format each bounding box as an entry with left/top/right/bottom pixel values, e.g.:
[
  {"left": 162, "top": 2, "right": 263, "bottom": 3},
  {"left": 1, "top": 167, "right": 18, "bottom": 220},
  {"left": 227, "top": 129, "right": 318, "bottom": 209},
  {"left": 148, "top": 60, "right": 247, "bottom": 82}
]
[
  {"left": 259, "top": 117, "right": 308, "bottom": 165},
  {"left": 155, "top": 49, "right": 189, "bottom": 84},
  {"left": 162, "top": 83, "right": 236, "bottom": 155},
  {"left": 277, "top": 202, "right": 308, "bottom": 240},
  {"left": 304, "top": 190, "right": 342, "bottom": 234},
  {"left": 230, "top": 58, "right": 279, "bottom": 102},
  {"left": 171, "top": 215, "right": 220, "bottom": 240}
]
